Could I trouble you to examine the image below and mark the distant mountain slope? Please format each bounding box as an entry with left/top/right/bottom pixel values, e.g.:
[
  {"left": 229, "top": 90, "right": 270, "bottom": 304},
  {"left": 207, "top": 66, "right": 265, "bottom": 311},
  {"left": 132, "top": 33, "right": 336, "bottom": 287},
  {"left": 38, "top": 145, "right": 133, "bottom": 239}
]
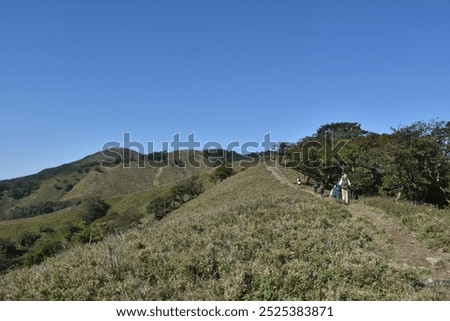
[
  {"left": 0, "top": 149, "right": 230, "bottom": 221},
  {"left": 0, "top": 164, "right": 446, "bottom": 300}
]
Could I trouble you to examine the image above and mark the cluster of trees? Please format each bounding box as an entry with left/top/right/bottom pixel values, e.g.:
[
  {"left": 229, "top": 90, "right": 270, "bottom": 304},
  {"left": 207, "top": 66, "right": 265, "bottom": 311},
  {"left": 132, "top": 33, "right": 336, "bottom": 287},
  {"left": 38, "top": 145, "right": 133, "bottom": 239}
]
[
  {"left": 26, "top": 198, "right": 109, "bottom": 268},
  {"left": 0, "top": 195, "right": 150, "bottom": 272},
  {"left": 147, "top": 164, "right": 234, "bottom": 220},
  {"left": 0, "top": 180, "right": 40, "bottom": 200},
  {"left": 284, "top": 120, "right": 450, "bottom": 207},
  {"left": 147, "top": 176, "right": 204, "bottom": 220},
  {"left": 0, "top": 238, "right": 22, "bottom": 272},
  {"left": 2, "top": 200, "right": 73, "bottom": 221},
  {"left": 77, "top": 197, "right": 110, "bottom": 224},
  {"left": 60, "top": 197, "right": 113, "bottom": 245}
]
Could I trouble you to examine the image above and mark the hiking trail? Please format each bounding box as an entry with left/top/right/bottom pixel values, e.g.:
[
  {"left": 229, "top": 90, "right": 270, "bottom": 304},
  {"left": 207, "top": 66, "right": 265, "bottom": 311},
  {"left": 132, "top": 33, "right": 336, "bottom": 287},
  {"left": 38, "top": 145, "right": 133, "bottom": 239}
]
[
  {"left": 153, "top": 167, "right": 163, "bottom": 187},
  {"left": 266, "top": 163, "right": 450, "bottom": 291}
]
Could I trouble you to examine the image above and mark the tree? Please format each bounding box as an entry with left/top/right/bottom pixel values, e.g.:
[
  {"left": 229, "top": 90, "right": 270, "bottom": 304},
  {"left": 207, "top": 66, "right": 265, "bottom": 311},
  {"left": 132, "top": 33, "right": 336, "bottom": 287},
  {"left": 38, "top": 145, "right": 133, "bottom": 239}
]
[
  {"left": 147, "top": 176, "right": 204, "bottom": 220},
  {"left": 212, "top": 163, "right": 233, "bottom": 183},
  {"left": 382, "top": 121, "right": 450, "bottom": 207},
  {"left": 147, "top": 192, "right": 175, "bottom": 220},
  {"left": 286, "top": 120, "right": 450, "bottom": 206},
  {"left": 315, "top": 122, "right": 369, "bottom": 139},
  {"left": 171, "top": 175, "right": 204, "bottom": 205},
  {"left": 78, "top": 197, "right": 110, "bottom": 224}
]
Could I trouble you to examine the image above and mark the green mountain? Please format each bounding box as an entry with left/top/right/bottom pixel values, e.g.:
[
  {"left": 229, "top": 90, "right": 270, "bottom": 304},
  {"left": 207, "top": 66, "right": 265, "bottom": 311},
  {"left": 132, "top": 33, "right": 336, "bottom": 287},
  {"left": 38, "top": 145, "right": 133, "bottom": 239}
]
[
  {"left": 0, "top": 161, "right": 449, "bottom": 300},
  {"left": 0, "top": 148, "right": 243, "bottom": 272},
  {"left": 1, "top": 121, "right": 449, "bottom": 300},
  {"left": 0, "top": 148, "right": 244, "bottom": 221}
]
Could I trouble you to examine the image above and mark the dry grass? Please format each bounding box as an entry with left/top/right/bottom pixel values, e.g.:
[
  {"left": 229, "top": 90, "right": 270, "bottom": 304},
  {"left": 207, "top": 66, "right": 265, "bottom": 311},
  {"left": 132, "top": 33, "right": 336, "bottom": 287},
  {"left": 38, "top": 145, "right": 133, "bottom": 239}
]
[
  {"left": 0, "top": 165, "right": 445, "bottom": 300},
  {"left": 359, "top": 197, "right": 450, "bottom": 252}
]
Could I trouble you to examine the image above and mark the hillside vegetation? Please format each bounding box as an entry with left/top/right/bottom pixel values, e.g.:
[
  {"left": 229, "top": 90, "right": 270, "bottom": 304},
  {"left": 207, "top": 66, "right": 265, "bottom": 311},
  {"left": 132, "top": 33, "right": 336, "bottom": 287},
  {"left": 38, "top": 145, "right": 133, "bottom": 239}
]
[
  {"left": 0, "top": 164, "right": 446, "bottom": 300},
  {"left": 0, "top": 150, "right": 217, "bottom": 272},
  {"left": 0, "top": 149, "right": 214, "bottom": 221},
  {"left": 1, "top": 120, "right": 449, "bottom": 300}
]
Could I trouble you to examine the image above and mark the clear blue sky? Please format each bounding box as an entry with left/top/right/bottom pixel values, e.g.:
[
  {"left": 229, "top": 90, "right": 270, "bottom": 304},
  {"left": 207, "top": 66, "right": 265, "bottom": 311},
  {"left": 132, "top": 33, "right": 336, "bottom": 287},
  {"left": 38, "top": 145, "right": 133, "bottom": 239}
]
[{"left": 1, "top": 0, "right": 449, "bottom": 179}]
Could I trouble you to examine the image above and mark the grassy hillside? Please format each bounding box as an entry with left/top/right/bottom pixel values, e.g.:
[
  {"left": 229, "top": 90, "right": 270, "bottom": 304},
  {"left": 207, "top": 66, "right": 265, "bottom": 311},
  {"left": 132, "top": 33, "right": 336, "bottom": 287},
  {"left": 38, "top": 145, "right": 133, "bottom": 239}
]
[
  {"left": 0, "top": 164, "right": 445, "bottom": 300},
  {"left": 0, "top": 149, "right": 219, "bottom": 273},
  {"left": 0, "top": 149, "right": 214, "bottom": 221}
]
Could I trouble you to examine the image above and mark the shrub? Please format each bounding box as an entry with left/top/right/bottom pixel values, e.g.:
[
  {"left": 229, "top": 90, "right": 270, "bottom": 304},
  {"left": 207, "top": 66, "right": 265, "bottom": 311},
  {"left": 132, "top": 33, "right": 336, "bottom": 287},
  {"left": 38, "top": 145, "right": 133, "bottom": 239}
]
[
  {"left": 39, "top": 226, "right": 56, "bottom": 234},
  {"left": 0, "top": 238, "right": 20, "bottom": 258},
  {"left": 104, "top": 210, "right": 143, "bottom": 232},
  {"left": 78, "top": 197, "right": 110, "bottom": 224},
  {"left": 19, "top": 231, "right": 41, "bottom": 247},
  {"left": 62, "top": 220, "right": 85, "bottom": 242},
  {"left": 23, "top": 241, "right": 64, "bottom": 267}
]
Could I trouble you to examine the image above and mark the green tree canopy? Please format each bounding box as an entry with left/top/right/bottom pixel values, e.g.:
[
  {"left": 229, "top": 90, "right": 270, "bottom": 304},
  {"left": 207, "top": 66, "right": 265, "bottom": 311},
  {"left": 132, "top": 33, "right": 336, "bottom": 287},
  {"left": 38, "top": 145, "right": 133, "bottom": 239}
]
[
  {"left": 285, "top": 120, "right": 450, "bottom": 207},
  {"left": 212, "top": 163, "right": 234, "bottom": 183}
]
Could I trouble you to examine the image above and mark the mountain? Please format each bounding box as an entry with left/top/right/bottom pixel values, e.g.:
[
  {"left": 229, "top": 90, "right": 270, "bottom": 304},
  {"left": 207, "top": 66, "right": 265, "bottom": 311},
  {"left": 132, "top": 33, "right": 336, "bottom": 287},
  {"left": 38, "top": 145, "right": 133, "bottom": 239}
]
[
  {"left": 0, "top": 148, "right": 245, "bottom": 221},
  {"left": 1, "top": 121, "right": 449, "bottom": 300},
  {"left": 0, "top": 148, "right": 248, "bottom": 273},
  {"left": 0, "top": 162, "right": 449, "bottom": 300}
]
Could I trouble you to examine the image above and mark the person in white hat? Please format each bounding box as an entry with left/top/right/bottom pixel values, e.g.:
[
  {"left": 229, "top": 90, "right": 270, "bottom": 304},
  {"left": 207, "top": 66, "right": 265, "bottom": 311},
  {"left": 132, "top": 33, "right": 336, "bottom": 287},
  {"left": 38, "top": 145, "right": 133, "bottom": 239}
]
[{"left": 338, "top": 174, "right": 351, "bottom": 205}]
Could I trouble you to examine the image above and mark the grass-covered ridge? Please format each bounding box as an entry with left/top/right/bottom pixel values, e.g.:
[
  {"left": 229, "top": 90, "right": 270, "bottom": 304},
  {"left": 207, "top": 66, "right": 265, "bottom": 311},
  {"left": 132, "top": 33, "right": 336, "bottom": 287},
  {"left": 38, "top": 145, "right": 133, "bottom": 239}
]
[{"left": 0, "top": 165, "right": 444, "bottom": 300}]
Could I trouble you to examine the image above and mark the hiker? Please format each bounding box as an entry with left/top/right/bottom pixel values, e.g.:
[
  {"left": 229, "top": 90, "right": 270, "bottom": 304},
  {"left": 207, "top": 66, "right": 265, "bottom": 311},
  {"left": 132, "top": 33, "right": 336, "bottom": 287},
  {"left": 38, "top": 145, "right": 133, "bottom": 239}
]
[
  {"left": 319, "top": 183, "right": 325, "bottom": 197},
  {"left": 313, "top": 181, "right": 319, "bottom": 194},
  {"left": 338, "top": 174, "right": 351, "bottom": 205},
  {"left": 296, "top": 178, "right": 302, "bottom": 188},
  {"left": 330, "top": 185, "right": 338, "bottom": 199}
]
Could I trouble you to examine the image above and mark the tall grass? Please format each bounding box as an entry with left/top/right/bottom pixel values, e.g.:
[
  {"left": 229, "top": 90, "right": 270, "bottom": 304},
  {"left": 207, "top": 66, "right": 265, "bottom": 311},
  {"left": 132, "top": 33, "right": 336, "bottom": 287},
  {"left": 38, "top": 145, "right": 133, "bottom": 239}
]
[
  {"left": 0, "top": 166, "right": 445, "bottom": 300},
  {"left": 359, "top": 197, "right": 450, "bottom": 252}
]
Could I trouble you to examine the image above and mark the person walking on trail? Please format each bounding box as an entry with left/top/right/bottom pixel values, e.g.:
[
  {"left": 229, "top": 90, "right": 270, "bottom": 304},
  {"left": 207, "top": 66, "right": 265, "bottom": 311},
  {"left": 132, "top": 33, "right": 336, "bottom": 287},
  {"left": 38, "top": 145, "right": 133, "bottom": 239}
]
[
  {"left": 338, "top": 174, "right": 351, "bottom": 205},
  {"left": 313, "top": 182, "right": 319, "bottom": 194},
  {"left": 296, "top": 178, "right": 302, "bottom": 189},
  {"left": 329, "top": 185, "right": 334, "bottom": 198},
  {"left": 330, "top": 184, "right": 340, "bottom": 200},
  {"left": 319, "top": 183, "right": 325, "bottom": 197}
]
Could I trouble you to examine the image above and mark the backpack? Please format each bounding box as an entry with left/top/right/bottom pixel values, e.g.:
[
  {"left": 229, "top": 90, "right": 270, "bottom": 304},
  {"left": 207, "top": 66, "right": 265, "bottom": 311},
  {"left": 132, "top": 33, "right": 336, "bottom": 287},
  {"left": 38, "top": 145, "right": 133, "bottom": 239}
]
[{"left": 341, "top": 178, "right": 349, "bottom": 190}]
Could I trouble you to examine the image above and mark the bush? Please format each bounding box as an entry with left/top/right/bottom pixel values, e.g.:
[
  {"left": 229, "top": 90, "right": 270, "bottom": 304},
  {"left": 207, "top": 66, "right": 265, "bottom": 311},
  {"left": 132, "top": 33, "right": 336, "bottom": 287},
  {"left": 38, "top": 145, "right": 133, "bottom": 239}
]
[
  {"left": 0, "top": 238, "right": 20, "bottom": 258},
  {"left": 39, "top": 226, "right": 56, "bottom": 234},
  {"left": 19, "top": 231, "right": 41, "bottom": 247},
  {"left": 78, "top": 198, "right": 110, "bottom": 224},
  {"left": 23, "top": 241, "right": 64, "bottom": 267},
  {"left": 62, "top": 220, "right": 85, "bottom": 242},
  {"left": 104, "top": 210, "right": 143, "bottom": 232}
]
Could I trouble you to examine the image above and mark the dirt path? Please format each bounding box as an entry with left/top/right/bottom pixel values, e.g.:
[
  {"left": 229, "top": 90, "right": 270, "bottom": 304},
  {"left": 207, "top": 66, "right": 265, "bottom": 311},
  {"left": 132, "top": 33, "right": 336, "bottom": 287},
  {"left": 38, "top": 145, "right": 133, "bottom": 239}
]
[
  {"left": 349, "top": 203, "right": 449, "bottom": 279},
  {"left": 266, "top": 164, "right": 450, "bottom": 286},
  {"left": 153, "top": 167, "right": 163, "bottom": 187},
  {"left": 266, "top": 164, "right": 292, "bottom": 186}
]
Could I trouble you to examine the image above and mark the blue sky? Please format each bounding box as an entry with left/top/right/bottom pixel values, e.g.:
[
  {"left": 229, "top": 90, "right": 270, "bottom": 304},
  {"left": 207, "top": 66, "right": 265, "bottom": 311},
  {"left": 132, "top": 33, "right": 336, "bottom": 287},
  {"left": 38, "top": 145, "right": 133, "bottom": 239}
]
[{"left": 1, "top": 0, "right": 449, "bottom": 179}]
